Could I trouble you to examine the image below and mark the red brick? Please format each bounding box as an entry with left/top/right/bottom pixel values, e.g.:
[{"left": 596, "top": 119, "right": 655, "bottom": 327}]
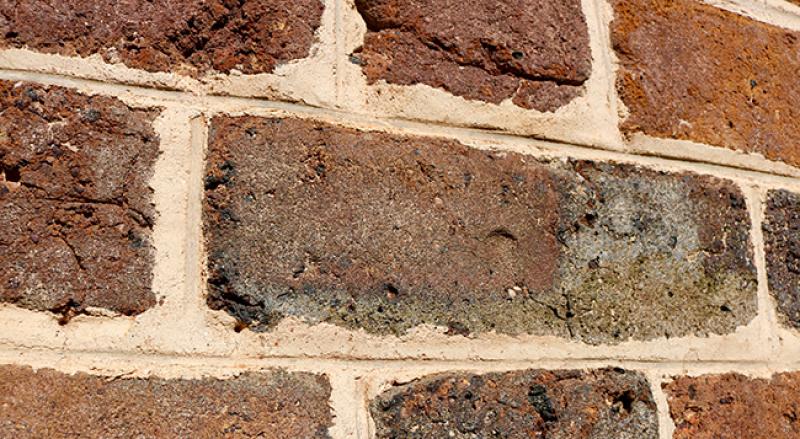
[
  {"left": 371, "top": 368, "right": 658, "bottom": 438},
  {"left": 0, "top": 81, "right": 159, "bottom": 319},
  {"left": 204, "top": 116, "right": 756, "bottom": 343},
  {"left": 612, "top": 0, "right": 800, "bottom": 167},
  {"left": 352, "top": 0, "right": 591, "bottom": 112},
  {"left": 664, "top": 372, "right": 800, "bottom": 439},
  {"left": 0, "top": 0, "right": 324, "bottom": 76},
  {"left": 0, "top": 365, "right": 333, "bottom": 438}
]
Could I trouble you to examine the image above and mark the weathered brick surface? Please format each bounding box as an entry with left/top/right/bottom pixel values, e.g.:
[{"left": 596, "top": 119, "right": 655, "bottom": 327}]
[
  {"left": 0, "top": 0, "right": 324, "bottom": 76},
  {"left": 0, "top": 365, "right": 333, "bottom": 438},
  {"left": 664, "top": 372, "right": 800, "bottom": 439},
  {"left": 763, "top": 189, "right": 800, "bottom": 328},
  {"left": 612, "top": 0, "right": 800, "bottom": 167},
  {"left": 352, "top": 0, "right": 591, "bottom": 112},
  {"left": 204, "top": 116, "right": 756, "bottom": 343},
  {"left": 0, "top": 82, "right": 159, "bottom": 319},
  {"left": 371, "top": 368, "right": 658, "bottom": 438}
]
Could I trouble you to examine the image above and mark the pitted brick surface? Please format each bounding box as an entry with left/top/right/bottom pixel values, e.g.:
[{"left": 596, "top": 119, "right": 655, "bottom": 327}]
[
  {"left": 204, "top": 116, "right": 757, "bottom": 343},
  {"left": 0, "top": 365, "right": 333, "bottom": 438},
  {"left": 352, "top": 0, "right": 591, "bottom": 112},
  {"left": 665, "top": 373, "right": 800, "bottom": 439},
  {"left": 371, "top": 368, "right": 658, "bottom": 438},
  {"left": 763, "top": 189, "right": 800, "bottom": 328},
  {"left": 0, "top": 0, "right": 324, "bottom": 76},
  {"left": 612, "top": 0, "right": 800, "bottom": 167},
  {"left": 0, "top": 81, "right": 159, "bottom": 319}
]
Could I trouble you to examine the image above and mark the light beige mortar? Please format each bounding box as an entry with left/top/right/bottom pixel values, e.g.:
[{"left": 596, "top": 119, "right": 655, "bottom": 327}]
[{"left": 0, "top": 0, "right": 338, "bottom": 107}]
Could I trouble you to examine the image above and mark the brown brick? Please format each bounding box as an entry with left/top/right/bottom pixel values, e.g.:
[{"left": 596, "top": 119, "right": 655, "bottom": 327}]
[
  {"left": 0, "top": 81, "right": 159, "bottom": 319},
  {"left": 664, "top": 372, "right": 800, "bottom": 439},
  {"left": 612, "top": 0, "right": 800, "bottom": 167},
  {"left": 763, "top": 189, "right": 800, "bottom": 328},
  {"left": 0, "top": 0, "right": 324, "bottom": 76},
  {"left": 371, "top": 368, "right": 658, "bottom": 438},
  {"left": 203, "top": 116, "right": 756, "bottom": 343},
  {"left": 0, "top": 365, "right": 332, "bottom": 438},
  {"left": 352, "top": 0, "right": 591, "bottom": 112}
]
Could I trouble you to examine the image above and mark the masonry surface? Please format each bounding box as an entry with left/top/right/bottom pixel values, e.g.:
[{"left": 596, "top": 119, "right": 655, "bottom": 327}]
[{"left": 1, "top": 0, "right": 800, "bottom": 438}]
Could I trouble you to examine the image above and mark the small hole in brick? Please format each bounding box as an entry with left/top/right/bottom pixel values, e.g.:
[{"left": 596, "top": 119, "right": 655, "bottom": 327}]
[
  {"left": 512, "top": 51, "right": 524, "bottom": 60},
  {"left": 720, "top": 304, "right": 732, "bottom": 313},
  {"left": 2, "top": 164, "right": 21, "bottom": 183}
]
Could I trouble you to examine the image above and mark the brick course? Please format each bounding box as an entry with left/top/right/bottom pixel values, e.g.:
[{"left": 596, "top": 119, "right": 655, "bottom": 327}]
[
  {"left": 0, "top": 81, "right": 159, "bottom": 319},
  {"left": 204, "top": 116, "right": 756, "bottom": 343}
]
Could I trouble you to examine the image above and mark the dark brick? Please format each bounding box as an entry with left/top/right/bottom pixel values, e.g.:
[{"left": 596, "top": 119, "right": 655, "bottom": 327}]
[
  {"left": 612, "top": 0, "right": 800, "bottom": 167},
  {"left": 204, "top": 116, "right": 757, "bottom": 343},
  {"left": 0, "top": 0, "right": 324, "bottom": 76},
  {"left": 0, "top": 81, "right": 159, "bottom": 319},
  {"left": 371, "top": 368, "right": 658, "bottom": 438},
  {"left": 763, "top": 189, "right": 800, "bottom": 328},
  {"left": 0, "top": 365, "right": 332, "bottom": 438},
  {"left": 353, "top": 0, "right": 591, "bottom": 112},
  {"left": 664, "top": 372, "right": 800, "bottom": 439}
]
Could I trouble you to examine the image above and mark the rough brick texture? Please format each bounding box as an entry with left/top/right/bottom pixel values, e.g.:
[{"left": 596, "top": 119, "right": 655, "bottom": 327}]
[
  {"left": 0, "top": 82, "right": 159, "bottom": 319},
  {"left": 664, "top": 373, "right": 800, "bottom": 439},
  {"left": 352, "top": 0, "right": 591, "bottom": 112},
  {"left": 612, "top": 0, "right": 800, "bottom": 167},
  {"left": 0, "top": 0, "right": 324, "bottom": 76},
  {"left": 371, "top": 368, "right": 658, "bottom": 438},
  {"left": 763, "top": 189, "right": 800, "bottom": 328},
  {"left": 204, "top": 116, "right": 756, "bottom": 343},
  {"left": 0, "top": 365, "right": 332, "bottom": 438}
]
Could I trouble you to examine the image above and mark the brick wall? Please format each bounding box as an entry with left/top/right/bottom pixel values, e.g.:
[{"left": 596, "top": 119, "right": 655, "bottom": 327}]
[{"left": 1, "top": 0, "right": 799, "bottom": 437}]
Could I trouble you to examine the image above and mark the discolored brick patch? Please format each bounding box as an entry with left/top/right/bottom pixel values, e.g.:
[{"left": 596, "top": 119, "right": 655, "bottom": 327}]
[
  {"left": 352, "top": 0, "right": 591, "bottom": 112},
  {"left": 371, "top": 368, "right": 658, "bottom": 438},
  {"left": 0, "top": 365, "right": 333, "bottom": 438},
  {"left": 612, "top": 0, "right": 800, "bottom": 167},
  {"left": 664, "top": 373, "right": 800, "bottom": 439},
  {"left": 763, "top": 189, "right": 800, "bottom": 328},
  {"left": 0, "top": 0, "right": 324, "bottom": 76},
  {"left": 0, "top": 81, "right": 159, "bottom": 319},
  {"left": 204, "top": 116, "right": 757, "bottom": 343}
]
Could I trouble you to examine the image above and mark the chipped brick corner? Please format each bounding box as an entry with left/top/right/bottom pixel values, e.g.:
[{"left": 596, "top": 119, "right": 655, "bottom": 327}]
[{"left": 2, "top": 1, "right": 800, "bottom": 438}]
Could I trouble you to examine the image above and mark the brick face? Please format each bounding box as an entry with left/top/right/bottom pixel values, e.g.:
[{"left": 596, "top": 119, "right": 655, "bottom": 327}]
[
  {"left": 352, "top": 0, "right": 591, "bottom": 112},
  {"left": 0, "top": 365, "right": 333, "bottom": 438},
  {"left": 0, "top": 0, "right": 324, "bottom": 76},
  {"left": 664, "top": 373, "right": 800, "bottom": 439},
  {"left": 0, "top": 82, "right": 159, "bottom": 319},
  {"left": 371, "top": 368, "right": 658, "bottom": 438},
  {"left": 612, "top": 0, "right": 800, "bottom": 167},
  {"left": 204, "top": 116, "right": 756, "bottom": 343},
  {"left": 763, "top": 189, "right": 800, "bottom": 328}
]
